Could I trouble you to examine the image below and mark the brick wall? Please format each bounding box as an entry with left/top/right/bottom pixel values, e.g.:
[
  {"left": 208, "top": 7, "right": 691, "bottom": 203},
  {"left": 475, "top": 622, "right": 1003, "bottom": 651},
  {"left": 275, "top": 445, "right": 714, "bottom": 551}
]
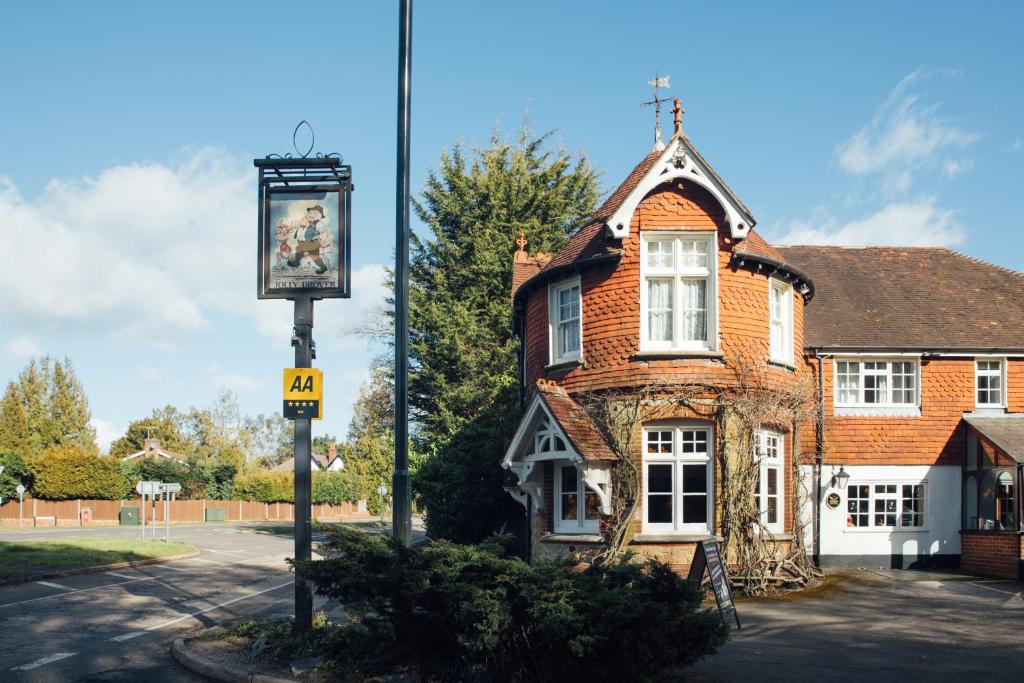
[
  {"left": 960, "top": 531, "right": 1022, "bottom": 579},
  {"left": 806, "top": 356, "right": 1024, "bottom": 467}
]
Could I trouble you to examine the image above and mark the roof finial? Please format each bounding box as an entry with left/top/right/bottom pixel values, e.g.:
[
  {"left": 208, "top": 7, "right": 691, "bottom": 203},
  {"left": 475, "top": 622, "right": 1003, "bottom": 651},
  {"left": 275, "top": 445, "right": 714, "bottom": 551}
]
[
  {"left": 672, "top": 98, "right": 684, "bottom": 138},
  {"left": 516, "top": 230, "right": 527, "bottom": 255},
  {"left": 642, "top": 72, "right": 672, "bottom": 151}
]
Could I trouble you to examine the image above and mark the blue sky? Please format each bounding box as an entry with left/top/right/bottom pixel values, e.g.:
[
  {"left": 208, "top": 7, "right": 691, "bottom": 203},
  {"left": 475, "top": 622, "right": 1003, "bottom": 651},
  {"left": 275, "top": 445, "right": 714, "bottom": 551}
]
[{"left": 1, "top": 1, "right": 1022, "bottom": 451}]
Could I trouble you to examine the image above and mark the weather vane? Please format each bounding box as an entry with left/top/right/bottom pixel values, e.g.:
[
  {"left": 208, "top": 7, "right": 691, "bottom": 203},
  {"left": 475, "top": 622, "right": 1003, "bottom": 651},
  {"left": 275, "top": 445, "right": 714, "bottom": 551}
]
[{"left": 642, "top": 72, "right": 672, "bottom": 151}]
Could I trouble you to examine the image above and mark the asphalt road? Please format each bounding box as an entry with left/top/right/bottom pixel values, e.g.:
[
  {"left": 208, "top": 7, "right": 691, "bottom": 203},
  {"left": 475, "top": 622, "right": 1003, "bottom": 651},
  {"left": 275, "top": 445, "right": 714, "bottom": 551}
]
[
  {"left": 687, "top": 569, "right": 1024, "bottom": 682},
  {"left": 0, "top": 521, "right": 424, "bottom": 682}
]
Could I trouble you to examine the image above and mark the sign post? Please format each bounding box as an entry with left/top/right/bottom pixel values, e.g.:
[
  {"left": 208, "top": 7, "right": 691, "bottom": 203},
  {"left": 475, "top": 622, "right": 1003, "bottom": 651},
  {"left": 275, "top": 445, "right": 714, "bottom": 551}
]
[
  {"left": 256, "top": 144, "right": 351, "bottom": 634},
  {"left": 16, "top": 484, "right": 25, "bottom": 529},
  {"left": 687, "top": 539, "right": 741, "bottom": 630}
]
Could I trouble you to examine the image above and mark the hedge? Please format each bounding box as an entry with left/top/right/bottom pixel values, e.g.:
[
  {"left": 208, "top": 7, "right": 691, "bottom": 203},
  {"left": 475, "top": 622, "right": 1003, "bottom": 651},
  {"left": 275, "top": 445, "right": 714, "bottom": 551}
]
[
  {"left": 233, "top": 471, "right": 361, "bottom": 504},
  {"left": 30, "top": 446, "right": 132, "bottom": 500}
]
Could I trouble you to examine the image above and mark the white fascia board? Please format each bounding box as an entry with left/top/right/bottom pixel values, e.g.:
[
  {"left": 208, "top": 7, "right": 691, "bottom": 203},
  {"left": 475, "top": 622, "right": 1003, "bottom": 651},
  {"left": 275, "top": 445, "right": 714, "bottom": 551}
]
[{"left": 604, "top": 138, "right": 752, "bottom": 241}]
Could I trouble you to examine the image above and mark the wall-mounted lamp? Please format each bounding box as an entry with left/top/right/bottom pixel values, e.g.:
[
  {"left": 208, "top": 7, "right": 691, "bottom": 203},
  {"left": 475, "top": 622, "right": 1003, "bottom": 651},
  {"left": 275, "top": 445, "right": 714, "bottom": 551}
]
[{"left": 830, "top": 465, "right": 850, "bottom": 490}]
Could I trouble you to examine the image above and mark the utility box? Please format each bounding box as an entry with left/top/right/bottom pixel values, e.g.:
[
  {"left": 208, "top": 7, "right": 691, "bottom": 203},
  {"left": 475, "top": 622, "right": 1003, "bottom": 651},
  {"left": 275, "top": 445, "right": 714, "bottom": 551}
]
[
  {"left": 205, "top": 508, "right": 226, "bottom": 522},
  {"left": 119, "top": 507, "right": 139, "bottom": 526},
  {"left": 80, "top": 508, "right": 92, "bottom": 526}
]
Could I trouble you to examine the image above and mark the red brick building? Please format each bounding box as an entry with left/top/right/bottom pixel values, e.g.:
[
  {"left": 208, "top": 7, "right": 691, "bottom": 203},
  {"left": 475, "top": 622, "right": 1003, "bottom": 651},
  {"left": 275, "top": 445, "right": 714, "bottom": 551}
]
[{"left": 502, "top": 107, "right": 1024, "bottom": 578}]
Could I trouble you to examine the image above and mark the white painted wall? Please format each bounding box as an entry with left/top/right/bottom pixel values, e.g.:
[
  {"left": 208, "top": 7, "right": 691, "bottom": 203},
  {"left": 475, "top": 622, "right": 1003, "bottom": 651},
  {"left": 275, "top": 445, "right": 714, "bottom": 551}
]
[{"left": 800, "top": 465, "right": 961, "bottom": 566}]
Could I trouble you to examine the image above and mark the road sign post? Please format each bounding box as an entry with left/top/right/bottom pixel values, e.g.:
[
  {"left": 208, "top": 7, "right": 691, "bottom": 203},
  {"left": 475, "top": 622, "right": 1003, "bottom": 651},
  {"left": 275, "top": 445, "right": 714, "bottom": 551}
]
[{"left": 16, "top": 484, "right": 25, "bottom": 529}]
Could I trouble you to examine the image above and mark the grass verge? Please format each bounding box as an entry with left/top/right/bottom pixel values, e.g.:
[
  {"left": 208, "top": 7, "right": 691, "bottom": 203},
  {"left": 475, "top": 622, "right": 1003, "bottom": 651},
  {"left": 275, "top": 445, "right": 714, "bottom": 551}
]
[{"left": 0, "top": 536, "right": 196, "bottom": 580}]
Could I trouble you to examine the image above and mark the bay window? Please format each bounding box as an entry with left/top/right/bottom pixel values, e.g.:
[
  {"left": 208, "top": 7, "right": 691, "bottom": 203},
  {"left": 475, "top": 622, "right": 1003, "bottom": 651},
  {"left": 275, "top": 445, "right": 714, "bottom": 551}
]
[
  {"left": 846, "top": 482, "right": 926, "bottom": 529},
  {"left": 834, "top": 359, "right": 918, "bottom": 409},
  {"left": 640, "top": 233, "right": 717, "bottom": 352},
  {"left": 643, "top": 425, "right": 713, "bottom": 533},
  {"left": 754, "top": 430, "right": 784, "bottom": 532},
  {"left": 976, "top": 359, "right": 1005, "bottom": 408},
  {"left": 554, "top": 463, "right": 600, "bottom": 534},
  {"left": 549, "top": 278, "right": 582, "bottom": 364},
  {"left": 769, "top": 280, "right": 793, "bottom": 365}
]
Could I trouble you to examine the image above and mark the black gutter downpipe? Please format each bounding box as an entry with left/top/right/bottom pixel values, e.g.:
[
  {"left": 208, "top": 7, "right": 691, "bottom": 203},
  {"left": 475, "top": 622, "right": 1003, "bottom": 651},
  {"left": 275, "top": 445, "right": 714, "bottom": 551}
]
[{"left": 813, "top": 349, "right": 826, "bottom": 567}]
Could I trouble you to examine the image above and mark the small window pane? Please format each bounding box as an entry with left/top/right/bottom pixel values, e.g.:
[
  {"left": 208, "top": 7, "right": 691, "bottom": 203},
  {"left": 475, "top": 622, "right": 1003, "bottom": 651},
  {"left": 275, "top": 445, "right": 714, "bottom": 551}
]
[
  {"left": 584, "top": 490, "right": 601, "bottom": 521},
  {"left": 682, "top": 464, "right": 707, "bottom": 493},
  {"left": 647, "top": 279, "right": 674, "bottom": 342},
  {"left": 648, "top": 464, "right": 673, "bottom": 493},
  {"left": 682, "top": 495, "right": 708, "bottom": 523},
  {"left": 679, "top": 239, "right": 708, "bottom": 268},
  {"left": 647, "top": 495, "right": 673, "bottom": 524},
  {"left": 766, "top": 468, "right": 778, "bottom": 496},
  {"left": 680, "top": 279, "right": 707, "bottom": 342},
  {"left": 560, "top": 466, "right": 577, "bottom": 493},
  {"left": 647, "top": 240, "right": 674, "bottom": 268}
]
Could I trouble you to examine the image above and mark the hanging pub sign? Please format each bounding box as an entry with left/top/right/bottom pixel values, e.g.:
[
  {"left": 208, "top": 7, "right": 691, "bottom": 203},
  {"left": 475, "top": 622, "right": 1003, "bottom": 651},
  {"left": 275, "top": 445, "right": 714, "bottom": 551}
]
[
  {"left": 687, "top": 539, "right": 741, "bottom": 630},
  {"left": 255, "top": 154, "right": 352, "bottom": 299}
]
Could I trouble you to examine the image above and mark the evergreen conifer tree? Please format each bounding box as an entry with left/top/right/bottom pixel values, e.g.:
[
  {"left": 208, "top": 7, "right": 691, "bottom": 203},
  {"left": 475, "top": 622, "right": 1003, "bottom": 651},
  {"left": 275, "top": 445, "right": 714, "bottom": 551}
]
[{"left": 408, "top": 128, "right": 599, "bottom": 542}]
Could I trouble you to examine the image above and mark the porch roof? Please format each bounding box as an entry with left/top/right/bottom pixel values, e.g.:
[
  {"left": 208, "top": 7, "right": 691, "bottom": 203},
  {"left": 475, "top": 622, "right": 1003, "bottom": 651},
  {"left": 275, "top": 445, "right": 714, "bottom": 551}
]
[
  {"left": 535, "top": 381, "right": 618, "bottom": 462},
  {"left": 964, "top": 415, "right": 1024, "bottom": 464}
]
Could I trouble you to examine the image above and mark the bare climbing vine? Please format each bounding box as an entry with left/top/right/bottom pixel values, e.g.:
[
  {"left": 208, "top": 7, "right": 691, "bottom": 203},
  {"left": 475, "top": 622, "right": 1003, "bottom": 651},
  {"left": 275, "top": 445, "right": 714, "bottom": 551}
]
[{"left": 577, "top": 359, "right": 826, "bottom": 595}]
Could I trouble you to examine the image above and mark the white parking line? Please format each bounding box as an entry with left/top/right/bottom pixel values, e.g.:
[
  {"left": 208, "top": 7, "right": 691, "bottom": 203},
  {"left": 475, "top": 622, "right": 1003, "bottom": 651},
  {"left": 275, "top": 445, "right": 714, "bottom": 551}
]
[
  {"left": 0, "top": 576, "right": 160, "bottom": 609},
  {"left": 144, "top": 581, "right": 292, "bottom": 632},
  {"left": 157, "top": 563, "right": 191, "bottom": 572},
  {"left": 106, "top": 571, "right": 138, "bottom": 580},
  {"left": 197, "top": 547, "right": 245, "bottom": 555},
  {"left": 10, "top": 652, "right": 77, "bottom": 671},
  {"left": 110, "top": 631, "right": 147, "bottom": 642},
  {"left": 35, "top": 581, "right": 74, "bottom": 590},
  {"left": 186, "top": 557, "right": 225, "bottom": 565}
]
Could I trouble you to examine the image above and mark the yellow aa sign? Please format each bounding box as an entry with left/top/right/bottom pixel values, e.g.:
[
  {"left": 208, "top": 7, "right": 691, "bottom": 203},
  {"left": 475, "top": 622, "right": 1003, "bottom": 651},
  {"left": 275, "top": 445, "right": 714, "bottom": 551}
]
[{"left": 282, "top": 368, "right": 323, "bottom": 420}]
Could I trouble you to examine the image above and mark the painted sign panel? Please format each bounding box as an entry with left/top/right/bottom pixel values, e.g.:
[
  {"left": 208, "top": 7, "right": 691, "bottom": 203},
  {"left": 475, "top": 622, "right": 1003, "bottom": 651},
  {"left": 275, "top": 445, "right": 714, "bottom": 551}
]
[
  {"left": 687, "top": 539, "right": 741, "bottom": 629},
  {"left": 283, "top": 368, "right": 323, "bottom": 420}
]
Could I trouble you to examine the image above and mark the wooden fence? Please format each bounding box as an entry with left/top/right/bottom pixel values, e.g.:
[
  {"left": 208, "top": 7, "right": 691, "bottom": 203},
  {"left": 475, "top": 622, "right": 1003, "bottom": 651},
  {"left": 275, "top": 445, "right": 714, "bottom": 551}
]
[{"left": 0, "top": 497, "right": 369, "bottom": 527}]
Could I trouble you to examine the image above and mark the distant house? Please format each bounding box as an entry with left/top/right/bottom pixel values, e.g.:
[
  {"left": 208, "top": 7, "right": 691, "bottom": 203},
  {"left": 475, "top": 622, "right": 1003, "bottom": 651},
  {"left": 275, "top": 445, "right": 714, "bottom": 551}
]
[
  {"left": 122, "top": 438, "right": 187, "bottom": 464},
  {"left": 272, "top": 442, "right": 344, "bottom": 473}
]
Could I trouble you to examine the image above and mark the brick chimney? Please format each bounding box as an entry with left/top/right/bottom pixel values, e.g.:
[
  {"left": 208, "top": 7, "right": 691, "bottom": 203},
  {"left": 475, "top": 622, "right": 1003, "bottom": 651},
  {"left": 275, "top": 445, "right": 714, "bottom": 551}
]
[{"left": 327, "top": 442, "right": 338, "bottom": 467}]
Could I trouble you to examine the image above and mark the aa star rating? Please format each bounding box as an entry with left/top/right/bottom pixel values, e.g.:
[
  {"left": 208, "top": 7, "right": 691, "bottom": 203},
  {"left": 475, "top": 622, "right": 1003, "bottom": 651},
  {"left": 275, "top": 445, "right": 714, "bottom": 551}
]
[{"left": 282, "top": 368, "right": 323, "bottom": 420}]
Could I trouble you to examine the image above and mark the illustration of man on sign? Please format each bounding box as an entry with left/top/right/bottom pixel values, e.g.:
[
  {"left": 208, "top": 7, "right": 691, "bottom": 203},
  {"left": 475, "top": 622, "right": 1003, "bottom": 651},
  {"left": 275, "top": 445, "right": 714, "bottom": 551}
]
[{"left": 277, "top": 205, "right": 334, "bottom": 274}]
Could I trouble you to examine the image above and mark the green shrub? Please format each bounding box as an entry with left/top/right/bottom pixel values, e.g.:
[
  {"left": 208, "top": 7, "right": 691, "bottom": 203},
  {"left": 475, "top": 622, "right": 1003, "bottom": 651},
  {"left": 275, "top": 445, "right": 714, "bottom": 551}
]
[
  {"left": 30, "top": 446, "right": 131, "bottom": 500},
  {"left": 233, "top": 471, "right": 293, "bottom": 503},
  {"left": 301, "top": 526, "right": 726, "bottom": 682},
  {"left": 312, "top": 471, "right": 358, "bottom": 505}
]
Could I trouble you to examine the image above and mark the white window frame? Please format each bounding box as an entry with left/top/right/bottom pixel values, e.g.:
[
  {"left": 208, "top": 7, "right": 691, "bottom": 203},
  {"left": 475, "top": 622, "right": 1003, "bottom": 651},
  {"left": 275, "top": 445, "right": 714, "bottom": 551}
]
[
  {"left": 975, "top": 357, "right": 1007, "bottom": 409},
  {"left": 769, "top": 279, "right": 793, "bottom": 365},
  {"left": 754, "top": 430, "right": 784, "bottom": 533},
  {"left": 642, "top": 424, "right": 714, "bottom": 534},
  {"left": 548, "top": 277, "right": 583, "bottom": 365},
  {"left": 844, "top": 481, "right": 928, "bottom": 531},
  {"left": 833, "top": 358, "right": 920, "bottom": 410},
  {"left": 553, "top": 462, "right": 600, "bottom": 534},
  {"left": 639, "top": 232, "right": 718, "bottom": 352}
]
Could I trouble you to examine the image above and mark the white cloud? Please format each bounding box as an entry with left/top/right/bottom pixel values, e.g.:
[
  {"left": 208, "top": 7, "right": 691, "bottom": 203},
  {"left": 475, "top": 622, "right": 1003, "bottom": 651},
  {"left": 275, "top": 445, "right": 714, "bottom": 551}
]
[
  {"left": 213, "top": 373, "right": 264, "bottom": 394},
  {"left": 836, "top": 70, "right": 978, "bottom": 178},
  {"left": 89, "top": 418, "right": 121, "bottom": 454},
  {"left": 774, "top": 199, "right": 964, "bottom": 247},
  {"left": 0, "top": 148, "right": 253, "bottom": 343},
  {"left": 5, "top": 336, "right": 41, "bottom": 358},
  {"left": 943, "top": 159, "right": 974, "bottom": 178}
]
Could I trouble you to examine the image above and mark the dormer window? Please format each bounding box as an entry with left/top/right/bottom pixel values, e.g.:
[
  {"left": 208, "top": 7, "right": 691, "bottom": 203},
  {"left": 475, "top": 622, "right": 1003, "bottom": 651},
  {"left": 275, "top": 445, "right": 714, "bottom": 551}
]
[
  {"left": 549, "top": 277, "right": 582, "bottom": 364},
  {"left": 640, "top": 232, "right": 717, "bottom": 352}
]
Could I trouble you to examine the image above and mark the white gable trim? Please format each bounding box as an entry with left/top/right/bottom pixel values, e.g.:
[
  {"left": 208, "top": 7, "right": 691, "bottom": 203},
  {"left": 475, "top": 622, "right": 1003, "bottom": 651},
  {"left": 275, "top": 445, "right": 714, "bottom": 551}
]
[{"left": 605, "top": 138, "right": 752, "bottom": 241}]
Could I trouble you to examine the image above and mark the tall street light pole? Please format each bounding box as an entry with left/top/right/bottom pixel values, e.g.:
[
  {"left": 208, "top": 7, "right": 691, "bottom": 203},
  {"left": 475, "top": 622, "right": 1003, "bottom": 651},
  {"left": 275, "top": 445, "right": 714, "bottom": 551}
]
[{"left": 392, "top": 0, "right": 414, "bottom": 548}]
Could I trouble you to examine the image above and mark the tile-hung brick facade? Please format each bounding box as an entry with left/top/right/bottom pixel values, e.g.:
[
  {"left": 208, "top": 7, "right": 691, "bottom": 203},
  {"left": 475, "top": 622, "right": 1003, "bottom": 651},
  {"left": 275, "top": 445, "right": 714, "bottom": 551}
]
[{"left": 502, "top": 103, "right": 1024, "bottom": 579}]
